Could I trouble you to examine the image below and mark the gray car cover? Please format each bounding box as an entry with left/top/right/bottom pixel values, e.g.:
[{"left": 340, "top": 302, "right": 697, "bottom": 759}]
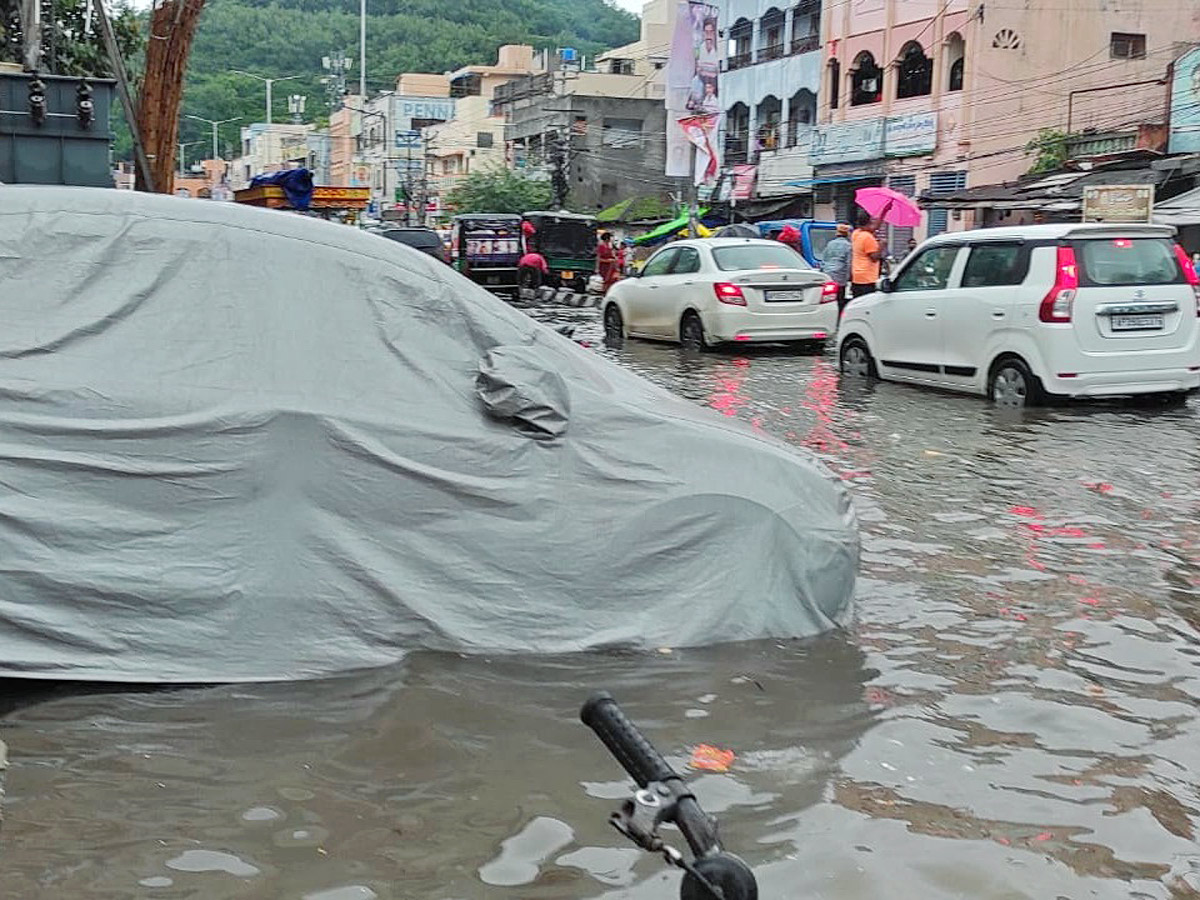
[{"left": 0, "top": 187, "right": 858, "bottom": 682}]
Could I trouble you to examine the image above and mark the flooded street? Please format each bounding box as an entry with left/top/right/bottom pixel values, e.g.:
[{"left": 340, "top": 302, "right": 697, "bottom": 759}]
[{"left": 3, "top": 305, "right": 1200, "bottom": 899}]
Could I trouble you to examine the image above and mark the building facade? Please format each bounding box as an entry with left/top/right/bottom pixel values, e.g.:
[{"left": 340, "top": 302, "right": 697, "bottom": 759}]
[
  {"left": 229, "top": 123, "right": 313, "bottom": 190},
  {"left": 719, "top": 0, "right": 823, "bottom": 202},
  {"left": 815, "top": 0, "right": 1199, "bottom": 240}
]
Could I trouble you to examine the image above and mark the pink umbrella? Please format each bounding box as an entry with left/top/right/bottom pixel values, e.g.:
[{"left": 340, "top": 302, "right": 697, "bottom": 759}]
[{"left": 855, "top": 186, "right": 922, "bottom": 228}]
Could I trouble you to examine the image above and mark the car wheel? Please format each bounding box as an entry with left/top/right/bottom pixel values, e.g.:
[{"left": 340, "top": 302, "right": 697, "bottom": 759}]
[
  {"left": 603, "top": 304, "right": 625, "bottom": 347},
  {"left": 839, "top": 337, "right": 876, "bottom": 378},
  {"left": 989, "top": 356, "right": 1043, "bottom": 408},
  {"left": 680, "top": 312, "right": 706, "bottom": 351}
]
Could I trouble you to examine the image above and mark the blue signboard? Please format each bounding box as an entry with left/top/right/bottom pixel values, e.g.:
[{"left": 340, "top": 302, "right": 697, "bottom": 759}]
[
  {"left": 395, "top": 130, "right": 420, "bottom": 149},
  {"left": 1169, "top": 46, "right": 1200, "bottom": 155}
]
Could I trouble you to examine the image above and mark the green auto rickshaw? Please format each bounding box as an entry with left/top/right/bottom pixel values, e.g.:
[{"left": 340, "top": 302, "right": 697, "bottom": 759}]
[{"left": 520, "top": 211, "right": 598, "bottom": 292}]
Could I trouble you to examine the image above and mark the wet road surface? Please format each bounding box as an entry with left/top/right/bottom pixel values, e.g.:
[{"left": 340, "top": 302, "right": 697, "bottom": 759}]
[{"left": 3, "top": 305, "right": 1200, "bottom": 899}]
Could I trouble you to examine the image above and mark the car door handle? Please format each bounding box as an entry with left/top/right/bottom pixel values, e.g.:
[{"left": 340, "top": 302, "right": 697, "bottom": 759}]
[
  {"left": 924, "top": 309, "right": 937, "bottom": 318},
  {"left": 992, "top": 310, "right": 1006, "bottom": 319}
]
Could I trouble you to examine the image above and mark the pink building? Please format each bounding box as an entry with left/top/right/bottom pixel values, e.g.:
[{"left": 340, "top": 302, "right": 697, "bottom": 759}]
[{"left": 814, "top": 0, "right": 1198, "bottom": 241}]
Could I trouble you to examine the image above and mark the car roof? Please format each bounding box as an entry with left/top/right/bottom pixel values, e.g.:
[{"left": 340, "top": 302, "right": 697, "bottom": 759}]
[
  {"left": 922, "top": 222, "right": 1176, "bottom": 246},
  {"left": 658, "top": 237, "right": 787, "bottom": 249}
]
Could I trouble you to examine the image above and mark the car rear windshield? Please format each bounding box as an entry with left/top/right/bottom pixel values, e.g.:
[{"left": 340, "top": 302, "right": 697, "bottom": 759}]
[
  {"left": 712, "top": 244, "right": 805, "bottom": 272},
  {"left": 384, "top": 230, "right": 441, "bottom": 248},
  {"left": 1074, "top": 237, "right": 1183, "bottom": 286}
]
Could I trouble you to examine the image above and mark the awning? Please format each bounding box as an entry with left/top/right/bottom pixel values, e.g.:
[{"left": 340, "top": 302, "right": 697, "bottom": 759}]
[
  {"left": 632, "top": 209, "right": 710, "bottom": 245},
  {"left": 1153, "top": 187, "right": 1200, "bottom": 226}
]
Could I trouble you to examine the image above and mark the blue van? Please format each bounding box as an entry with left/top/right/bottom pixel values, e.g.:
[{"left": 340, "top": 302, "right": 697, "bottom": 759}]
[{"left": 755, "top": 220, "right": 839, "bottom": 269}]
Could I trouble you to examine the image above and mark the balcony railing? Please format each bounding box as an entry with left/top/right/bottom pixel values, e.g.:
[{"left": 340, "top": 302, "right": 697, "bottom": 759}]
[
  {"left": 758, "top": 43, "right": 785, "bottom": 62},
  {"left": 724, "top": 135, "right": 749, "bottom": 165},
  {"left": 791, "top": 34, "right": 820, "bottom": 55},
  {"left": 726, "top": 51, "right": 752, "bottom": 71}
]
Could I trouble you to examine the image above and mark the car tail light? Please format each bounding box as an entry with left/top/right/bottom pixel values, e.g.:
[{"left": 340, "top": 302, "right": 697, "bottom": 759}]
[
  {"left": 714, "top": 282, "right": 747, "bottom": 306},
  {"left": 820, "top": 281, "right": 840, "bottom": 303},
  {"left": 1172, "top": 244, "right": 1200, "bottom": 316},
  {"left": 1039, "top": 246, "right": 1078, "bottom": 323}
]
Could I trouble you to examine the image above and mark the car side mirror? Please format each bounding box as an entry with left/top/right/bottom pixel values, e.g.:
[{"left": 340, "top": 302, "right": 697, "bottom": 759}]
[{"left": 878, "top": 277, "right": 893, "bottom": 293}]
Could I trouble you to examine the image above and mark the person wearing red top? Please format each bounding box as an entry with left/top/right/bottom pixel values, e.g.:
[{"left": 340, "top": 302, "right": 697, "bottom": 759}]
[{"left": 596, "top": 232, "right": 620, "bottom": 294}]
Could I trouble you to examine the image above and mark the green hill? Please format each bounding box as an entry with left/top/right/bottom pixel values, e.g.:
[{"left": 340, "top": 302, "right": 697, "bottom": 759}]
[{"left": 179, "top": 0, "right": 639, "bottom": 159}]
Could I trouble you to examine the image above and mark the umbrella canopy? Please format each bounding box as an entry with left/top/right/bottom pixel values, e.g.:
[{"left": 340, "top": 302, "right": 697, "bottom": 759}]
[
  {"left": 855, "top": 187, "right": 922, "bottom": 228},
  {"left": 715, "top": 223, "right": 760, "bottom": 239},
  {"left": 631, "top": 209, "right": 711, "bottom": 246}
]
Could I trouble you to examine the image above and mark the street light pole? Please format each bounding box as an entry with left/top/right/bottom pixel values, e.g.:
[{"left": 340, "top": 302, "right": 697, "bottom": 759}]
[
  {"left": 178, "top": 140, "right": 204, "bottom": 176},
  {"left": 231, "top": 71, "right": 304, "bottom": 125},
  {"left": 186, "top": 114, "right": 240, "bottom": 160},
  {"left": 360, "top": 0, "right": 367, "bottom": 98}
]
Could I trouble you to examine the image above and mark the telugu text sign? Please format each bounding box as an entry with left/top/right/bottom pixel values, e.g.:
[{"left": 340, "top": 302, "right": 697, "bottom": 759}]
[{"left": 1082, "top": 185, "right": 1155, "bottom": 223}]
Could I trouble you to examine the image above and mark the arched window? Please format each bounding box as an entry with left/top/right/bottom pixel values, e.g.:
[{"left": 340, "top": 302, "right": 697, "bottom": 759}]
[
  {"left": 728, "top": 19, "right": 753, "bottom": 70},
  {"left": 725, "top": 103, "right": 750, "bottom": 163},
  {"left": 760, "top": 8, "right": 786, "bottom": 60},
  {"left": 851, "top": 51, "right": 882, "bottom": 106},
  {"left": 828, "top": 58, "right": 841, "bottom": 109},
  {"left": 787, "top": 89, "right": 816, "bottom": 146},
  {"left": 756, "top": 95, "right": 782, "bottom": 152},
  {"left": 945, "top": 32, "right": 965, "bottom": 92},
  {"left": 896, "top": 42, "right": 932, "bottom": 99}
]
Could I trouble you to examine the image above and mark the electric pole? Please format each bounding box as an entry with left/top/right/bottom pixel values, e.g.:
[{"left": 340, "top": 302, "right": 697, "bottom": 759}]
[{"left": 550, "top": 130, "right": 569, "bottom": 210}]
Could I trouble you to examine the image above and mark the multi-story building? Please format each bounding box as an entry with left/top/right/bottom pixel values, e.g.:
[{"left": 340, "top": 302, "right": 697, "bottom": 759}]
[
  {"left": 814, "top": 0, "right": 1197, "bottom": 240},
  {"left": 490, "top": 13, "right": 669, "bottom": 212},
  {"left": 229, "top": 123, "right": 313, "bottom": 190},
  {"left": 719, "top": 0, "right": 823, "bottom": 205}
]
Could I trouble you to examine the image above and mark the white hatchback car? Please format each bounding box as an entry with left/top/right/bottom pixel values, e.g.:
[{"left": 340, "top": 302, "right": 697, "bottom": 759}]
[
  {"left": 838, "top": 223, "right": 1200, "bottom": 406},
  {"left": 604, "top": 238, "right": 840, "bottom": 350}
]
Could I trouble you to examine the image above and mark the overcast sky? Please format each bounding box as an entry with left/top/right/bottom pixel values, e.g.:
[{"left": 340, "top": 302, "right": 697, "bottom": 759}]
[{"left": 613, "top": 0, "right": 644, "bottom": 14}]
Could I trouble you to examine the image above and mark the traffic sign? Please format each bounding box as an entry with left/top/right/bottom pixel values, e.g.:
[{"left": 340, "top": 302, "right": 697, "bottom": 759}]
[{"left": 395, "top": 130, "right": 420, "bottom": 149}]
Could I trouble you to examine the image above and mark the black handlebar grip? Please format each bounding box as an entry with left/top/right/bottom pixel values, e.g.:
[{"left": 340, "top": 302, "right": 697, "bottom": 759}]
[{"left": 580, "top": 691, "right": 677, "bottom": 787}]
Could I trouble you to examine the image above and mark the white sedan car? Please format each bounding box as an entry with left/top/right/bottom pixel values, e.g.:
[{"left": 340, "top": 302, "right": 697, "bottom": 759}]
[{"left": 604, "top": 238, "right": 840, "bottom": 350}]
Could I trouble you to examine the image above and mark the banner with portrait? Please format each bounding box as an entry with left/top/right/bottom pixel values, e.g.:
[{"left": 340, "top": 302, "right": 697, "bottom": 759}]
[{"left": 665, "top": 0, "right": 721, "bottom": 183}]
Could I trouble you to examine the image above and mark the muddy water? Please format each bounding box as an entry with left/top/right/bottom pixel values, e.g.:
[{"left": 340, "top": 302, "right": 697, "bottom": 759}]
[{"left": 3, "top": 311, "right": 1200, "bottom": 899}]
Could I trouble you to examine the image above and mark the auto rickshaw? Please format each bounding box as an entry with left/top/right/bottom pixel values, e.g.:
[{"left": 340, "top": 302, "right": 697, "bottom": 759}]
[
  {"left": 520, "top": 211, "right": 598, "bottom": 292},
  {"left": 449, "top": 214, "right": 523, "bottom": 297}
]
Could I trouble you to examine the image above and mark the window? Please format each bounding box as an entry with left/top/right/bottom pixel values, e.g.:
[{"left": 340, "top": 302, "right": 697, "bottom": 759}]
[
  {"left": 991, "top": 29, "right": 1021, "bottom": 50},
  {"left": 945, "top": 32, "right": 965, "bottom": 92},
  {"left": 962, "top": 244, "right": 1029, "bottom": 287},
  {"left": 787, "top": 89, "right": 816, "bottom": 146},
  {"left": 1075, "top": 238, "right": 1182, "bottom": 286},
  {"left": 1110, "top": 32, "right": 1146, "bottom": 59},
  {"left": 642, "top": 248, "right": 678, "bottom": 277},
  {"left": 728, "top": 19, "right": 753, "bottom": 70},
  {"left": 674, "top": 247, "right": 701, "bottom": 274},
  {"left": 829, "top": 59, "right": 840, "bottom": 109},
  {"left": 725, "top": 103, "right": 750, "bottom": 163},
  {"left": 760, "top": 8, "right": 786, "bottom": 60},
  {"left": 896, "top": 42, "right": 933, "bottom": 99},
  {"left": 713, "top": 243, "right": 803, "bottom": 272},
  {"left": 791, "top": 4, "right": 820, "bottom": 54},
  {"left": 949, "top": 58, "right": 964, "bottom": 91},
  {"left": 893, "top": 246, "right": 960, "bottom": 292},
  {"left": 608, "top": 58, "right": 635, "bottom": 75},
  {"left": 851, "top": 52, "right": 882, "bottom": 106},
  {"left": 476, "top": 132, "right": 494, "bottom": 148},
  {"left": 603, "top": 118, "right": 643, "bottom": 148},
  {"left": 757, "top": 95, "right": 782, "bottom": 152}
]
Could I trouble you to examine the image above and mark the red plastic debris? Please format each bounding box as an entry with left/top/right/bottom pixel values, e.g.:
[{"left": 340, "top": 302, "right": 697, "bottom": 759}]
[{"left": 690, "top": 744, "right": 735, "bottom": 772}]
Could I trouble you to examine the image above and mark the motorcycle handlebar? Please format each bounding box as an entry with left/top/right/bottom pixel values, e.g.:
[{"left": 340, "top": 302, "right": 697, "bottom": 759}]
[
  {"left": 580, "top": 691, "right": 677, "bottom": 788},
  {"left": 580, "top": 691, "right": 720, "bottom": 859}
]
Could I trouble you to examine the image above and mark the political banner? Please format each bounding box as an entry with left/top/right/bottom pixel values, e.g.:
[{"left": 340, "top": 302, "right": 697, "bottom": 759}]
[{"left": 666, "top": 0, "right": 721, "bottom": 183}]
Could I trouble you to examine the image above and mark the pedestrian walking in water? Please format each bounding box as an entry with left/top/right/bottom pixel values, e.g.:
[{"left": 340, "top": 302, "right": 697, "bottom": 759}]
[
  {"left": 821, "top": 223, "right": 853, "bottom": 316},
  {"left": 850, "top": 207, "right": 889, "bottom": 298},
  {"left": 596, "top": 231, "right": 620, "bottom": 294}
]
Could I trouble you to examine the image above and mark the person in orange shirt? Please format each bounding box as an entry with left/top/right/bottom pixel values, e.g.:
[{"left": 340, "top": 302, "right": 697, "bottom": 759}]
[{"left": 850, "top": 207, "right": 890, "bottom": 298}]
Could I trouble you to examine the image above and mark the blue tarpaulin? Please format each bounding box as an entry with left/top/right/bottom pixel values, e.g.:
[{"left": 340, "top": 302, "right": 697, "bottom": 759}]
[{"left": 250, "top": 168, "right": 315, "bottom": 211}]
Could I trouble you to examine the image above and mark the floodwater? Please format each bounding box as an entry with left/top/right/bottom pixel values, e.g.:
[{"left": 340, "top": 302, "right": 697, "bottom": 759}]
[{"left": 3, "top": 306, "right": 1200, "bottom": 899}]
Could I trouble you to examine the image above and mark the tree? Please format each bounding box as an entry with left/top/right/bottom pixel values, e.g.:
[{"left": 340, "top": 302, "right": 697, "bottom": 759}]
[
  {"left": 0, "top": 0, "right": 142, "bottom": 77},
  {"left": 1025, "top": 128, "right": 1071, "bottom": 175},
  {"left": 446, "top": 166, "right": 553, "bottom": 214}
]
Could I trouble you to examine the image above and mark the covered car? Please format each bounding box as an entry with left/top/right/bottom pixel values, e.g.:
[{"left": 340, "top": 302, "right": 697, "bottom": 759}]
[{"left": 0, "top": 187, "right": 858, "bottom": 683}]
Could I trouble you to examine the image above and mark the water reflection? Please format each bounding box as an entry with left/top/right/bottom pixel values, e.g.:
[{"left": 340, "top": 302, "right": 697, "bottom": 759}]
[{"left": 2, "top": 638, "right": 872, "bottom": 898}]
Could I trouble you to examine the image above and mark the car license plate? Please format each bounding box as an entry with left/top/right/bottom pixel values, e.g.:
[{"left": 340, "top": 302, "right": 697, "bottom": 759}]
[
  {"left": 765, "top": 289, "right": 805, "bottom": 303},
  {"left": 1111, "top": 314, "right": 1163, "bottom": 331},
  {"left": 561, "top": 271, "right": 574, "bottom": 280}
]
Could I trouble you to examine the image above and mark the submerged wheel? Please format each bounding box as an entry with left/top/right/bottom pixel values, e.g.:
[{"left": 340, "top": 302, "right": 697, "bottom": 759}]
[
  {"left": 839, "top": 337, "right": 876, "bottom": 378},
  {"left": 603, "top": 304, "right": 625, "bottom": 346},
  {"left": 680, "top": 312, "right": 706, "bottom": 351},
  {"left": 519, "top": 266, "right": 542, "bottom": 290},
  {"left": 989, "top": 356, "right": 1042, "bottom": 408}
]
